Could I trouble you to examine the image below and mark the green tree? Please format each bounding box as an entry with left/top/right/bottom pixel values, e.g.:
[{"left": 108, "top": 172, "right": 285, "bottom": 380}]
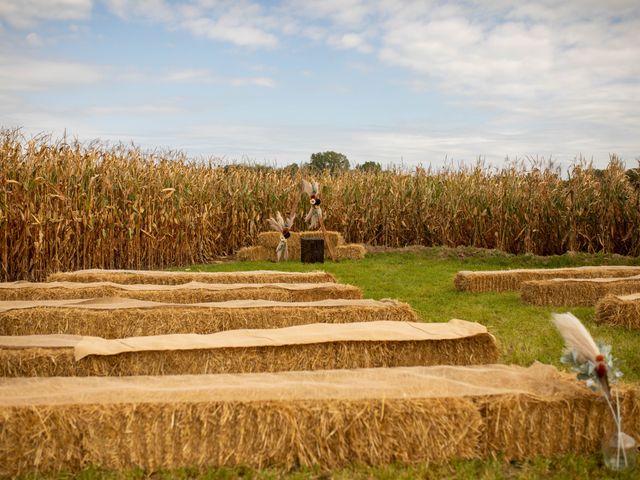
[
  {"left": 308, "top": 151, "right": 350, "bottom": 173},
  {"left": 356, "top": 161, "right": 382, "bottom": 172}
]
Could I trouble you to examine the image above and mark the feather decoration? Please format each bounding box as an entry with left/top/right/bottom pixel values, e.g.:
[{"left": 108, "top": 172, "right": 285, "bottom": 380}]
[
  {"left": 301, "top": 179, "right": 313, "bottom": 196},
  {"left": 552, "top": 312, "right": 611, "bottom": 401},
  {"left": 266, "top": 211, "right": 295, "bottom": 262},
  {"left": 552, "top": 312, "right": 600, "bottom": 363}
]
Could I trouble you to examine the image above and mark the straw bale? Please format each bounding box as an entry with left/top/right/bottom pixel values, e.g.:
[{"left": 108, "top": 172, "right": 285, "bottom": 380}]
[
  {"left": 0, "top": 298, "right": 418, "bottom": 337},
  {"left": 0, "top": 398, "right": 479, "bottom": 476},
  {"left": 0, "top": 281, "right": 362, "bottom": 303},
  {"left": 46, "top": 269, "right": 336, "bottom": 285},
  {"left": 478, "top": 380, "right": 640, "bottom": 459},
  {"left": 595, "top": 293, "right": 640, "bottom": 329},
  {"left": 235, "top": 246, "right": 271, "bottom": 261},
  {"left": 0, "top": 320, "right": 499, "bottom": 377},
  {"left": 257, "top": 231, "right": 344, "bottom": 251},
  {"left": 521, "top": 275, "right": 640, "bottom": 306},
  {"left": 241, "top": 232, "right": 361, "bottom": 262},
  {"left": 1, "top": 364, "right": 638, "bottom": 475},
  {"left": 336, "top": 244, "right": 367, "bottom": 260},
  {"left": 454, "top": 266, "right": 640, "bottom": 293}
]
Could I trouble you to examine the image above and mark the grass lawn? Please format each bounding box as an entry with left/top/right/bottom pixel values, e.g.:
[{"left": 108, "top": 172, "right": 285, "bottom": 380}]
[{"left": 24, "top": 248, "right": 640, "bottom": 479}]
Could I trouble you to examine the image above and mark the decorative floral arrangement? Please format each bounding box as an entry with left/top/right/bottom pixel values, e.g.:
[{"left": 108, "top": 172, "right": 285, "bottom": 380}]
[{"left": 553, "top": 312, "right": 636, "bottom": 470}]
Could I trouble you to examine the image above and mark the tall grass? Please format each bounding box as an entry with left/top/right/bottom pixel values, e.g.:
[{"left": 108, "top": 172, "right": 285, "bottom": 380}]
[{"left": 1, "top": 130, "right": 639, "bottom": 281}]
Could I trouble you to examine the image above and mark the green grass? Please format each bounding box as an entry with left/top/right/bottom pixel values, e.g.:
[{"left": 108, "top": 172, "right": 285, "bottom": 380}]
[{"left": 23, "top": 248, "right": 640, "bottom": 479}]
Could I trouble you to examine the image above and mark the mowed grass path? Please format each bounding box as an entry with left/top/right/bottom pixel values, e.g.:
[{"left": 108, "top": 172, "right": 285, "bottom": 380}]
[{"left": 24, "top": 249, "right": 640, "bottom": 479}]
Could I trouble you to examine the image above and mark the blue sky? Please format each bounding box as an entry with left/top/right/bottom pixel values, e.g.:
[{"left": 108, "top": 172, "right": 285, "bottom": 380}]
[{"left": 1, "top": 0, "right": 639, "bottom": 169}]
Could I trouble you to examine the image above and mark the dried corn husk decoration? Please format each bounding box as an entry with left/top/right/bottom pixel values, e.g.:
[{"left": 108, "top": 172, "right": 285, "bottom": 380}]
[
  {"left": 302, "top": 179, "right": 322, "bottom": 229},
  {"left": 267, "top": 212, "right": 296, "bottom": 262}
]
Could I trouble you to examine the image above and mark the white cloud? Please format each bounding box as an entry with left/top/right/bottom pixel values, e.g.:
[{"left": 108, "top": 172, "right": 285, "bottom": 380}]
[
  {"left": 180, "top": 16, "right": 278, "bottom": 47},
  {"left": 25, "top": 32, "right": 44, "bottom": 47},
  {"left": 328, "top": 32, "right": 372, "bottom": 53},
  {"left": 162, "top": 68, "right": 275, "bottom": 87},
  {"left": 0, "top": 0, "right": 92, "bottom": 28},
  {"left": 86, "top": 104, "right": 183, "bottom": 115},
  {"left": 0, "top": 55, "right": 103, "bottom": 91},
  {"left": 105, "top": 0, "right": 174, "bottom": 22},
  {"left": 229, "top": 76, "right": 275, "bottom": 87},
  {"left": 284, "top": 0, "right": 373, "bottom": 27},
  {"left": 163, "top": 68, "right": 215, "bottom": 82}
]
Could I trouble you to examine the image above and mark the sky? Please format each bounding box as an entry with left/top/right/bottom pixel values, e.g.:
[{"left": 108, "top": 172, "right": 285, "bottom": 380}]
[{"left": 0, "top": 0, "right": 639, "bottom": 169}]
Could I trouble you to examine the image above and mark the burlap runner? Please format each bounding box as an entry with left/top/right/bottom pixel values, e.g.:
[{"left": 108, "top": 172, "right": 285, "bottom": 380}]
[
  {"left": 0, "top": 281, "right": 345, "bottom": 291},
  {"left": 0, "top": 319, "right": 490, "bottom": 360},
  {"left": 0, "top": 363, "right": 583, "bottom": 406},
  {"left": 0, "top": 297, "right": 393, "bottom": 313}
]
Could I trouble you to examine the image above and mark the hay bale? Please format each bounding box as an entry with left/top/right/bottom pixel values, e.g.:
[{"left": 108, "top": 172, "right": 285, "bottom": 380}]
[
  {"left": 235, "top": 246, "right": 270, "bottom": 261},
  {"left": 0, "top": 298, "right": 418, "bottom": 337},
  {"left": 0, "top": 281, "right": 362, "bottom": 303},
  {"left": 595, "top": 293, "right": 640, "bottom": 329},
  {"left": 1, "top": 364, "right": 638, "bottom": 476},
  {"left": 239, "top": 233, "right": 362, "bottom": 262},
  {"left": 47, "top": 269, "right": 336, "bottom": 285},
  {"left": 454, "top": 266, "right": 640, "bottom": 293},
  {"left": 521, "top": 275, "right": 640, "bottom": 306},
  {"left": 336, "top": 244, "right": 367, "bottom": 260},
  {"left": 0, "top": 319, "right": 499, "bottom": 377},
  {"left": 257, "top": 231, "right": 344, "bottom": 251},
  {"left": 478, "top": 381, "right": 640, "bottom": 459}
]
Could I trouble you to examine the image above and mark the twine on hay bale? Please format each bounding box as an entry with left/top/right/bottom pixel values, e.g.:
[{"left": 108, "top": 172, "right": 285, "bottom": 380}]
[
  {"left": 520, "top": 275, "right": 640, "bottom": 306},
  {"left": 0, "top": 298, "right": 418, "bottom": 337},
  {"left": 454, "top": 266, "right": 640, "bottom": 293},
  {"left": 1, "top": 364, "right": 638, "bottom": 476},
  {"left": 0, "top": 281, "right": 362, "bottom": 303},
  {"left": 0, "top": 319, "right": 499, "bottom": 377},
  {"left": 46, "top": 269, "right": 336, "bottom": 285},
  {"left": 595, "top": 293, "right": 640, "bottom": 329}
]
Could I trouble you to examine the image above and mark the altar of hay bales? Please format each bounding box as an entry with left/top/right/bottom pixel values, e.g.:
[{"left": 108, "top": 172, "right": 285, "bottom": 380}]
[
  {"left": 596, "top": 293, "right": 640, "bottom": 329},
  {"left": 0, "top": 298, "right": 417, "bottom": 337},
  {"left": 47, "top": 269, "right": 336, "bottom": 284},
  {"left": 521, "top": 275, "right": 640, "bottom": 306},
  {"left": 454, "top": 266, "right": 640, "bottom": 292},
  {"left": 1, "top": 364, "right": 639, "bottom": 476},
  {"left": 237, "top": 231, "right": 366, "bottom": 261},
  {"left": 0, "top": 319, "right": 499, "bottom": 377},
  {"left": 0, "top": 280, "right": 361, "bottom": 303}
]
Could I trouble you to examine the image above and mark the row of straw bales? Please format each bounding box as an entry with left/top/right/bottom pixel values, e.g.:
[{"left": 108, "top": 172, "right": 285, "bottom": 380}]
[
  {"left": 0, "top": 320, "right": 499, "bottom": 377},
  {"left": 0, "top": 280, "right": 361, "bottom": 302},
  {"left": 1, "top": 364, "right": 638, "bottom": 476},
  {"left": 0, "top": 298, "right": 417, "bottom": 337},
  {"left": 520, "top": 275, "right": 640, "bottom": 306},
  {"left": 455, "top": 267, "right": 640, "bottom": 327},
  {"left": 47, "top": 269, "right": 336, "bottom": 284},
  {"left": 454, "top": 266, "right": 640, "bottom": 293}
]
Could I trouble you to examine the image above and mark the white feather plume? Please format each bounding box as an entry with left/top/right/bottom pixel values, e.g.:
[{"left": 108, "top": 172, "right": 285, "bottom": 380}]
[
  {"left": 285, "top": 213, "right": 296, "bottom": 228},
  {"left": 267, "top": 212, "right": 284, "bottom": 232},
  {"left": 302, "top": 179, "right": 319, "bottom": 196},
  {"left": 302, "top": 179, "right": 313, "bottom": 196},
  {"left": 552, "top": 312, "right": 600, "bottom": 363}
]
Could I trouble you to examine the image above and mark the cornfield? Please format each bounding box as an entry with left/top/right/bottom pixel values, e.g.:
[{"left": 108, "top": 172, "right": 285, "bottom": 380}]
[{"left": 2, "top": 129, "right": 640, "bottom": 281}]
